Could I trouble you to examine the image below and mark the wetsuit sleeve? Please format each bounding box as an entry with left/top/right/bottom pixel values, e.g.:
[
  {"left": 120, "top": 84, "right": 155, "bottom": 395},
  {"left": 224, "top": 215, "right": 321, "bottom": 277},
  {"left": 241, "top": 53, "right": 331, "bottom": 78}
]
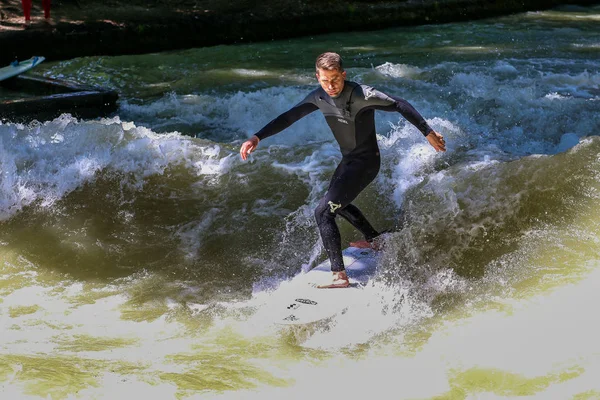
[
  {"left": 382, "top": 95, "right": 433, "bottom": 137},
  {"left": 359, "top": 86, "right": 433, "bottom": 137},
  {"left": 254, "top": 95, "right": 319, "bottom": 141}
]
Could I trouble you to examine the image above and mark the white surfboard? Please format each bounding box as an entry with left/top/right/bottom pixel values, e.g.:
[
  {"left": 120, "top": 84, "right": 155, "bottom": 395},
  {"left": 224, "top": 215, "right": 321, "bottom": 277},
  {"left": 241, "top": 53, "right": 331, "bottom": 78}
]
[
  {"left": 265, "top": 246, "right": 380, "bottom": 325},
  {"left": 0, "top": 56, "right": 45, "bottom": 82}
]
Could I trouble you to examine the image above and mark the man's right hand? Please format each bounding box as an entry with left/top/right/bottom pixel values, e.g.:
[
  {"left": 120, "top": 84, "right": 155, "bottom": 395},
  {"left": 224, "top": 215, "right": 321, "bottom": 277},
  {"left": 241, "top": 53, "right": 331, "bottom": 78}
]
[{"left": 239, "top": 135, "right": 260, "bottom": 161}]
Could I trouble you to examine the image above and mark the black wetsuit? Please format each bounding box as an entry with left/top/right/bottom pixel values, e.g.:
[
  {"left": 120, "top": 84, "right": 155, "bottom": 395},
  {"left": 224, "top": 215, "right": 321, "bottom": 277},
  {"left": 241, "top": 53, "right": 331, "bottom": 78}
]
[{"left": 255, "top": 81, "right": 433, "bottom": 271}]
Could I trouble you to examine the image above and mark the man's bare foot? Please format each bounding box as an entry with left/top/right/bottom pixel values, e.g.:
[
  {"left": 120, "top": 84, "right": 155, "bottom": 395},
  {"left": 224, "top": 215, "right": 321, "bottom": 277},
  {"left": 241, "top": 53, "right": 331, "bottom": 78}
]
[
  {"left": 317, "top": 270, "right": 349, "bottom": 289},
  {"left": 23, "top": 20, "right": 31, "bottom": 29},
  {"left": 349, "top": 239, "right": 383, "bottom": 251}
]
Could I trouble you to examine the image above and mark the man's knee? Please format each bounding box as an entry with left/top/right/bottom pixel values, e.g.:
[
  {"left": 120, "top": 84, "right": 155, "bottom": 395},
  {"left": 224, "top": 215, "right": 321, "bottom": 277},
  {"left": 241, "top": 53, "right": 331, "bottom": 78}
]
[{"left": 314, "top": 200, "right": 342, "bottom": 225}]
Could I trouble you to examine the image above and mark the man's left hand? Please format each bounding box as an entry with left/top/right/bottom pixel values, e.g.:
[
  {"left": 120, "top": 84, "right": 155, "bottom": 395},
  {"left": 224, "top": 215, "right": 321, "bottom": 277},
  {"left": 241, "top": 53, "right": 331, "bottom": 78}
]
[{"left": 426, "top": 131, "right": 446, "bottom": 152}]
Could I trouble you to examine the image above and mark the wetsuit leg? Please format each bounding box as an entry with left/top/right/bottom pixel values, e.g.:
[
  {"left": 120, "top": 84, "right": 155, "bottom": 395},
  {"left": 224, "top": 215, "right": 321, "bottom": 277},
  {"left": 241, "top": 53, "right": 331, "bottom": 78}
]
[
  {"left": 22, "top": 0, "right": 32, "bottom": 21},
  {"left": 314, "top": 156, "right": 380, "bottom": 272},
  {"left": 337, "top": 204, "right": 379, "bottom": 241}
]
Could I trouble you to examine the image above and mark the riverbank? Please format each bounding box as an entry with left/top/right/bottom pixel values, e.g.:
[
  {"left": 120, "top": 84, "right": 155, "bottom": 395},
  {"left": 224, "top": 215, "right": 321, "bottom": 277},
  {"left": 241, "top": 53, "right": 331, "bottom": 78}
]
[{"left": 1, "top": 0, "right": 599, "bottom": 65}]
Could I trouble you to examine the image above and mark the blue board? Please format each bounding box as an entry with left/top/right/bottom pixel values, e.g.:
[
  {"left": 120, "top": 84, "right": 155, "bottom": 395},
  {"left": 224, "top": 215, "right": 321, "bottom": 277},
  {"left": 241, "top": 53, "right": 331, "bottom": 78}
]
[{"left": 0, "top": 56, "right": 45, "bottom": 82}]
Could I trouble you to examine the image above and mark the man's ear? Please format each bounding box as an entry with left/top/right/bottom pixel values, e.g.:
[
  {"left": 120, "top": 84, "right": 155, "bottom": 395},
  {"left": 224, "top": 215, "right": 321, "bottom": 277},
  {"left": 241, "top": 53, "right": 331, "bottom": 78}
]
[{"left": 342, "top": 71, "right": 347, "bottom": 79}]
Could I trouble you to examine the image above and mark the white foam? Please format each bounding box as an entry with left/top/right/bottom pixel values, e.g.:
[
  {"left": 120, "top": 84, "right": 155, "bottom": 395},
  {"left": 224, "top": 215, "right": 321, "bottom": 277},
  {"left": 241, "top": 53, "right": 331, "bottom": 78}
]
[
  {"left": 375, "top": 62, "right": 424, "bottom": 79},
  {"left": 0, "top": 116, "right": 234, "bottom": 220},
  {"left": 492, "top": 61, "right": 519, "bottom": 74},
  {"left": 122, "top": 87, "right": 332, "bottom": 144},
  {"left": 209, "top": 265, "right": 600, "bottom": 400}
]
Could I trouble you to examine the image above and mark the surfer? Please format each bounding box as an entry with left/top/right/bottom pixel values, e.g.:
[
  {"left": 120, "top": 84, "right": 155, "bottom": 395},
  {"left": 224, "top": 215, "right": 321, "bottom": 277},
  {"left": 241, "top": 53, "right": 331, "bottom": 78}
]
[{"left": 240, "top": 52, "right": 445, "bottom": 288}]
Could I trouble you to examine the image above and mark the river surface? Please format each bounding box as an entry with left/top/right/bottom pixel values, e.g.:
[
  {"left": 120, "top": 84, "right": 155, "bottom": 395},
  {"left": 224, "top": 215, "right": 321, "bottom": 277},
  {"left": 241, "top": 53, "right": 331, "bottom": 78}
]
[{"left": 1, "top": 4, "right": 600, "bottom": 399}]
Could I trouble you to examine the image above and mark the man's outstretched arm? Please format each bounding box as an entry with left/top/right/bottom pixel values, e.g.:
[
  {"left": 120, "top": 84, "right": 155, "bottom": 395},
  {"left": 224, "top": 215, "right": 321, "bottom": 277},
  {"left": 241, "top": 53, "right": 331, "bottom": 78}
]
[
  {"left": 371, "top": 92, "right": 446, "bottom": 152},
  {"left": 239, "top": 102, "right": 318, "bottom": 160}
]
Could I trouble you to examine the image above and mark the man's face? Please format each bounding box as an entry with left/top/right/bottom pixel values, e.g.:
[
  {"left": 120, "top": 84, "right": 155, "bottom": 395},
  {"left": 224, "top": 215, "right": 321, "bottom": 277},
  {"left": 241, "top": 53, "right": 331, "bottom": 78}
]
[{"left": 316, "top": 68, "right": 346, "bottom": 98}]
